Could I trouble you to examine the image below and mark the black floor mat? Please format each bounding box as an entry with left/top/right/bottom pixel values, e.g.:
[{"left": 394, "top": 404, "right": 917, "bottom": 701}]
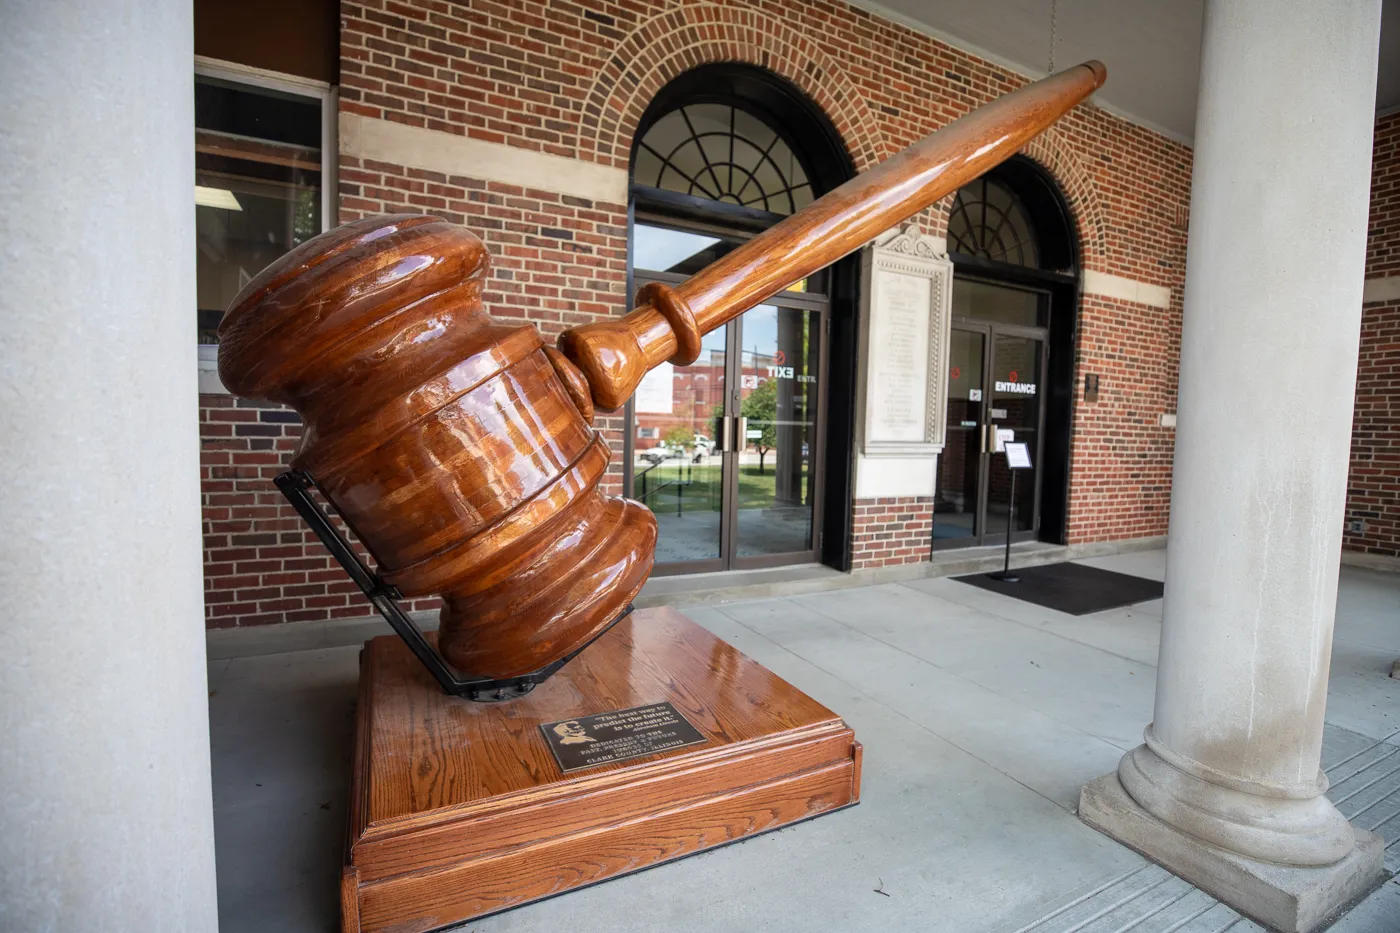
[{"left": 953, "top": 561, "right": 1163, "bottom": 615}]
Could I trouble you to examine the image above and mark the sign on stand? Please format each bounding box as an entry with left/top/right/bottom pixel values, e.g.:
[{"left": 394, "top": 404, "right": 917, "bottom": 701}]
[{"left": 988, "top": 442, "right": 1032, "bottom": 582}]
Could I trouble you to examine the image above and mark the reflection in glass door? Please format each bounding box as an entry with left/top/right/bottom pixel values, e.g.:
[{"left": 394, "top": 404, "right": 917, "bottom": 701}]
[
  {"left": 630, "top": 268, "right": 826, "bottom": 573},
  {"left": 935, "top": 329, "right": 985, "bottom": 542},
  {"left": 733, "top": 304, "right": 822, "bottom": 563},
  {"left": 632, "top": 324, "right": 728, "bottom": 568}
]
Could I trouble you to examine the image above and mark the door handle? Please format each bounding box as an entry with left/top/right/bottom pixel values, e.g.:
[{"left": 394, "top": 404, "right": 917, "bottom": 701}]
[
  {"left": 980, "top": 423, "right": 989, "bottom": 454},
  {"left": 721, "top": 415, "right": 733, "bottom": 451},
  {"left": 735, "top": 416, "right": 748, "bottom": 447}
]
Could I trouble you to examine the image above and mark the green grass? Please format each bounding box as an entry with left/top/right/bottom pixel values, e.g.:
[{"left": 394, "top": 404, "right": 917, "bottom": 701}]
[{"left": 634, "top": 461, "right": 808, "bottom": 513}]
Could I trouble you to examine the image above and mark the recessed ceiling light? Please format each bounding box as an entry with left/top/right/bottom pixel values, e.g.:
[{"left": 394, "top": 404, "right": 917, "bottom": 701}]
[{"left": 195, "top": 186, "right": 242, "bottom": 211}]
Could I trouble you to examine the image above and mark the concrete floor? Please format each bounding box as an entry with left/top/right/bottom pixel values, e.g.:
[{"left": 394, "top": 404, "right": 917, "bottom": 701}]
[{"left": 207, "top": 551, "right": 1400, "bottom": 932}]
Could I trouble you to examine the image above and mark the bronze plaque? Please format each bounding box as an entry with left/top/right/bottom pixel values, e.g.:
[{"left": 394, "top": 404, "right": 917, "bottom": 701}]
[{"left": 540, "top": 702, "right": 707, "bottom": 773}]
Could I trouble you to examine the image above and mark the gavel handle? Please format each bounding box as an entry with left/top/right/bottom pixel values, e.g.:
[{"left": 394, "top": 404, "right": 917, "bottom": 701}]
[{"left": 558, "top": 60, "right": 1107, "bottom": 412}]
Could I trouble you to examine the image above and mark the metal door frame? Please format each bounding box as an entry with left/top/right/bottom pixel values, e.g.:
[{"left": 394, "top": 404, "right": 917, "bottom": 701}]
[
  {"left": 725, "top": 294, "right": 829, "bottom": 571},
  {"left": 980, "top": 322, "right": 1049, "bottom": 548},
  {"left": 934, "top": 279, "right": 1050, "bottom": 549},
  {"left": 626, "top": 267, "right": 830, "bottom": 575}
]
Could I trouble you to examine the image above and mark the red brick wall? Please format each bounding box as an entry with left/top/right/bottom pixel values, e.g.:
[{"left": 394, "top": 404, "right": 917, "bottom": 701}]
[
  {"left": 200, "top": 0, "right": 1200, "bottom": 625},
  {"left": 1343, "top": 113, "right": 1400, "bottom": 558},
  {"left": 1364, "top": 113, "right": 1399, "bottom": 279},
  {"left": 851, "top": 497, "right": 934, "bottom": 570},
  {"left": 199, "top": 395, "right": 443, "bottom": 628},
  {"left": 336, "top": 0, "right": 1197, "bottom": 560},
  {"left": 1346, "top": 296, "right": 1400, "bottom": 557},
  {"left": 1066, "top": 293, "right": 1183, "bottom": 544}
]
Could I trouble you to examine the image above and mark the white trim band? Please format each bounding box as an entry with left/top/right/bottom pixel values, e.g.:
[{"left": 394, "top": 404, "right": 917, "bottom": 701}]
[
  {"left": 340, "top": 113, "right": 629, "bottom": 205},
  {"left": 1082, "top": 269, "right": 1172, "bottom": 309},
  {"left": 855, "top": 453, "right": 937, "bottom": 499},
  {"left": 1362, "top": 275, "right": 1400, "bottom": 304}
]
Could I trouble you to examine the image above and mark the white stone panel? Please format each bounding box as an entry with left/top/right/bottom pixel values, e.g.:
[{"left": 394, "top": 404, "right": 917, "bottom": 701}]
[
  {"left": 1082, "top": 269, "right": 1173, "bottom": 309},
  {"left": 854, "top": 453, "right": 938, "bottom": 499},
  {"left": 857, "top": 225, "right": 954, "bottom": 460},
  {"left": 341, "top": 112, "right": 630, "bottom": 204},
  {"left": 1361, "top": 275, "right": 1400, "bottom": 303}
]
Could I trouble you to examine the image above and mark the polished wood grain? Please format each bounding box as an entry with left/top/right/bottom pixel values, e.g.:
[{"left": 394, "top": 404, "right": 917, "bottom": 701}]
[
  {"left": 340, "top": 607, "right": 862, "bottom": 933},
  {"left": 559, "top": 60, "right": 1107, "bottom": 410},
  {"left": 218, "top": 216, "right": 656, "bottom": 678},
  {"left": 217, "top": 62, "right": 1104, "bottom": 680}
]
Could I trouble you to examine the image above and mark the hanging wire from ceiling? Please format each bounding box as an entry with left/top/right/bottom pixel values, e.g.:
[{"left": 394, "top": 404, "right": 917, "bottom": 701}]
[{"left": 1048, "top": 0, "right": 1058, "bottom": 74}]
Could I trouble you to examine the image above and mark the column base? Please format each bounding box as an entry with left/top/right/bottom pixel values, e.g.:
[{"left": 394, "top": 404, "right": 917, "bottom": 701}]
[{"left": 1080, "top": 773, "right": 1385, "bottom": 933}]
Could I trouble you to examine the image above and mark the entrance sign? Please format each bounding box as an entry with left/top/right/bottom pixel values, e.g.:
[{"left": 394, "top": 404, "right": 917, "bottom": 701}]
[
  {"left": 859, "top": 225, "right": 954, "bottom": 457},
  {"left": 1005, "top": 441, "right": 1032, "bottom": 469}
]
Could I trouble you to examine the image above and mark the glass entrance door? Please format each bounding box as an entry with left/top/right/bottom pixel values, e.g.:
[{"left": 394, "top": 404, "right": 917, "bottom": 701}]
[
  {"left": 935, "top": 289, "right": 1047, "bottom": 548},
  {"left": 632, "top": 323, "right": 729, "bottom": 570},
  {"left": 631, "top": 281, "right": 826, "bottom": 573},
  {"left": 985, "top": 330, "right": 1044, "bottom": 542},
  {"left": 732, "top": 303, "right": 823, "bottom": 566},
  {"left": 935, "top": 329, "right": 986, "bottom": 543}
]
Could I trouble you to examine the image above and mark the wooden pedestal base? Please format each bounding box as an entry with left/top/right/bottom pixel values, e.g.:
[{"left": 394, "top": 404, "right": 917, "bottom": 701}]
[{"left": 341, "top": 607, "right": 862, "bottom": 933}]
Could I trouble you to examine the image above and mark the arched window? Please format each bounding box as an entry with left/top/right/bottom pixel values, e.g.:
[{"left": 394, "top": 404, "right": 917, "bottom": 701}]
[
  {"left": 625, "top": 64, "right": 854, "bottom": 576},
  {"left": 946, "top": 177, "right": 1040, "bottom": 267},
  {"left": 632, "top": 103, "right": 814, "bottom": 215}
]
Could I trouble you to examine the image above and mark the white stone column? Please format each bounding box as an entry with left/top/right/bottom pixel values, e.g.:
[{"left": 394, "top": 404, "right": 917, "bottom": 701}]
[
  {"left": 0, "top": 3, "right": 219, "bottom": 931},
  {"left": 1080, "top": 2, "right": 1385, "bottom": 930}
]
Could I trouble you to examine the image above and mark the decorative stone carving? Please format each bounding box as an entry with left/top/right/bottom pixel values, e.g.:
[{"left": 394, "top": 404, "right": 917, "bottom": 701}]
[
  {"left": 858, "top": 225, "right": 954, "bottom": 458},
  {"left": 876, "top": 225, "right": 945, "bottom": 259}
]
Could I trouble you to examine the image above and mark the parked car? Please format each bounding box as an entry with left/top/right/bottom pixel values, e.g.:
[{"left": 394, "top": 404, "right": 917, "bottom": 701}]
[
  {"left": 639, "top": 444, "right": 684, "bottom": 465},
  {"left": 691, "top": 433, "right": 714, "bottom": 462}
]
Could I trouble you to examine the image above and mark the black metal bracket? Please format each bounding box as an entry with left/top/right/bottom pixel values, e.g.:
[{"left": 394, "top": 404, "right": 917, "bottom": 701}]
[{"left": 274, "top": 470, "right": 632, "bottom": 702}]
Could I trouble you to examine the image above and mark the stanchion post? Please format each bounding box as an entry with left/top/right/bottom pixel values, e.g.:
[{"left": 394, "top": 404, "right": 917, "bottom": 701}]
[
  {"left": 989, "top": 441, "right": 1031, "bottom": 583},
  {"left": 989, "top": 469, "right": 1019, "bottom": 582}
]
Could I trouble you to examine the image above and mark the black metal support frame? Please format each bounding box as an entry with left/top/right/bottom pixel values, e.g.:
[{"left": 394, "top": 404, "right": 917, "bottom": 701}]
[
  {"left": 988, "top": 468, "right": 1020, "bottom": 583},
  {"left": 274, "top": 470, "right": 632, "bottom": 702}
]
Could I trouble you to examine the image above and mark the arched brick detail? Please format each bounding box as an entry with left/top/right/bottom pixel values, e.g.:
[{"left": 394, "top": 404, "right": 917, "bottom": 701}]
[
  {"left": 1021, "top": 129, "right": 1109, "bottom": 270},
  {"left": 928, "top": 127, "right": 1108, "bottom": 271},
  {"left": 581, "top": 3, "right": 885, "bottom": 175}
]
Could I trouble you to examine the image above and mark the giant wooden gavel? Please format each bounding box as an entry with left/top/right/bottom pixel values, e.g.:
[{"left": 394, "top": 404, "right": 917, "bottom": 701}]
[{"left": 219, "top": 62, "right": 1105, "bottom": 681}]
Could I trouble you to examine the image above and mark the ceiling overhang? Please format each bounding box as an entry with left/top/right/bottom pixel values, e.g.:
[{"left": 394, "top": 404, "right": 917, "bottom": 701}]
[{"left": 845, "top": 0, "right": 1398, "bottom": 146}]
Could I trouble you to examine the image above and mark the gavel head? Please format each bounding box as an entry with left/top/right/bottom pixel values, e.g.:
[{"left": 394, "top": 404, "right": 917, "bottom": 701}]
[{"left": 218, "top": 214, "right": 656, "bottom": 680}]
